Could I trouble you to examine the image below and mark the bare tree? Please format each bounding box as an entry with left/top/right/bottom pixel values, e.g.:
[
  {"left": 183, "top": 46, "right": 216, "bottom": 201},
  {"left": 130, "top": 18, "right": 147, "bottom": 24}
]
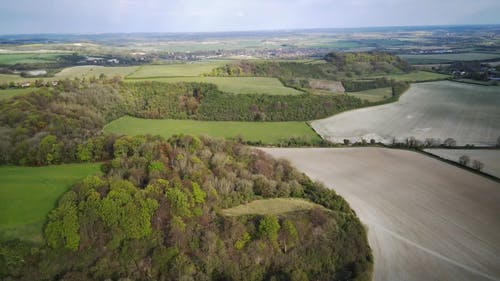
[
  {"left": 472, "top": 160, "right": 485, "bottom": 171},
  {"left": 458, "top": 155, "right": 470, "bottom": 166},
  {"left": 443, "top": 138, "right": 457, "bottom": 147}
]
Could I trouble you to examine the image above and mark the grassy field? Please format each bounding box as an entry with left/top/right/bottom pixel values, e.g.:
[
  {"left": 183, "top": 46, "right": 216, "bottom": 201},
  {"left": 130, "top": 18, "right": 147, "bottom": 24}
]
[
  {"left": 0, "top": 88, "right": 34, "bottom": 100},
  {"left": 312, "top": 81, "right": 500, "bottom": 146},
  {"left": 127, "top": 60, "right": 230, "bottom": 78},
  {"left": 104, "top": 116, "right": 321, "bottom": 144},
  {"left": 54, "top": 65, "right": 139, "bottom": 79},
  {"left": 0, "top": 163, "right": 101, "bottom": 242},
  {"left": 262, "top": 147, "right": 500, "bottom": 281},
  {"left": 348, "top": 87, "right": 392, "bottom": 102},
  {"left": 370, "top": 70, "right": 450, "bottom": 82},
  {"left": 399, "top": 53, "right": 500, "bottom": 65},
  {"left": 221, "top": 198, "right": 320, "bottom": 216},
  {"left": 0, "top": 53, "right": 64, "bottom": 65},
  {"left": 128, "top": 76, "right": 302, "bottom": 95}
]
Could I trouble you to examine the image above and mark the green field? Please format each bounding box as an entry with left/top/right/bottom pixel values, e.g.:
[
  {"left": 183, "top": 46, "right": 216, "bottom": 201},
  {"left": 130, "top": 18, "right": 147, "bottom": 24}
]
[
  {"left": 221, "top": 198, "right": 321, "bottom": 216},
  {"left": 0, "top": 88, "right": 34, "bottom": 100},
  {"left": 370, "top": 70, "right": 450, "bottom": 82},
  {"left": 104, "top": 116, "right": 321, "bottom": 144},
  {"left": 0, "top": 163, "right": 101, "bottom": 242},
  {"left": 399, "top": 52, "right": 500, "bottom": 64},
  {"left": 128, "top": 60, "right": 230, "bottom": 78},
  {"left": 348, "top": 87, "right": 393, "bottom": 102},
  {"left": 0, "top": 53, "right": 64, "bottom": 65},
  {"left": 55, "top": 65, "right": 139, "bottom": 79},
  {"left": 128, "top": 76, "right": 303, "bottom": 95}
]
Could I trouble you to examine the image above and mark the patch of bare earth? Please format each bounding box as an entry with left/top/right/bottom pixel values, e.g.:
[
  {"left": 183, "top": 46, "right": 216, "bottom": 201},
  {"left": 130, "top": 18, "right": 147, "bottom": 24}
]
[{"left": 260, "top": 147, "right": 500, "bottom": 281}]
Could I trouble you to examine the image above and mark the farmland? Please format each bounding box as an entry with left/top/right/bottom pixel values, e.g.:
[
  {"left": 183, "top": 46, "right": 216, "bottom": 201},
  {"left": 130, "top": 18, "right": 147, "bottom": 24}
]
[
  {"left": 127, "top": 60, "right": 231, "bottom": 78},
  {"left": 54, "top": 65, "right": 139, "bottom": 79},
  {"left": 369, "top": 70, "right": 450, "bottom": 82},
  {"left": 312, "top": 81, "right": 500, "bottom": 145},
  {"left": 0, "top": 163, "right": 101, "bottom": 242},
  {"left": 424, "top": 149, "right": 500, "bottom": 178},
  {"left": 127, "top": 76, "right": 302, "bottom": 95},
  {"left": 261, "top": 147, "right": 500, "bottom": 281},
  {"left": 0, "top": 88, "right": 34, "bottom": 100},
  {"left": 0, "top": 52, "right": 65, "bottom": 65},
  {"left": 399, "top": 52, "right": 500, "bottom": 65},
  {"left": 103, "top": 115, "right": 321, "bottom": 144},
  {"left": 221, "top": 198, "right": 320, "bottom": 216}
]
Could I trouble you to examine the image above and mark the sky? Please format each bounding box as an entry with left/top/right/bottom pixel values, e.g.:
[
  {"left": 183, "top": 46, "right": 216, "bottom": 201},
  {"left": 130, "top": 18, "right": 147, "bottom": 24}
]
[{"left": 0, "top": 0, "right": 499, "bottom": 34}]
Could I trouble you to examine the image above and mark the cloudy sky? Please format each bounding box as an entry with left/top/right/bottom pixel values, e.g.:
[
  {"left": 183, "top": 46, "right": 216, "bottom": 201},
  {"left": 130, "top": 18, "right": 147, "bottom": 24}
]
[{"left": 1, "top": 0, "right": 499, "bottom": 34}]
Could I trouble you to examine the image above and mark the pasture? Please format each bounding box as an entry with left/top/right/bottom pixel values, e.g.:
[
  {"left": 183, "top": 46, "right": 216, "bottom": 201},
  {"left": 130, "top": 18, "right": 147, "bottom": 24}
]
[
  {"left": 127, "top": 76, "right": 302, "bottom": 95},
  {"left": 348, "top": 87, "right": 392, "bottom": 102},
  {"left": 54, "top": 65, "right": 139, "bottom": 79},
  {"left": 371, "top": 70, "right": 450, "bottom": 82},
  {"left": 103, "top": 116, "right": 321, "bottom": 144},
  {"left": 0, "top": 88, "right": 34, "bottom": 100},
  {"left": 221, "top": 198, "right": 320, "bottom": 216},
  {"left": 0, "top": 163, "right": 101, "bottom": 242},
  {"left": 262, "top": 147, "right": 500, "bottom": 281},
  {"left": 0, "top": 53, "right": 64, "bottom": 65},
  {"left": 399, "top": 52, "right": 500, "bottom": 65},
  {"left": 127, "top": 60, "right": 230, "bottom": 78},
  {"left": 312, "top": 81, "right": 500, "bottom": 146},
  {"left": 424, "top": 149, "right": 500, "bottom": 178}
]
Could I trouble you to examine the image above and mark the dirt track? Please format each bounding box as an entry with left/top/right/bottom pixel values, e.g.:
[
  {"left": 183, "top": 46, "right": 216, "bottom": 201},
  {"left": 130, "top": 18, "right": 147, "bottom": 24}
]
[{"left": 260, "top": 147, "right": 500, "bottom": 281}]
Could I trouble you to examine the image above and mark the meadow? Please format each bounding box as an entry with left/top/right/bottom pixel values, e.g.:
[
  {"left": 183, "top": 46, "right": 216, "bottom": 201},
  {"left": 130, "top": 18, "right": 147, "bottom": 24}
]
[
  {"left": 0, "top": 163, "right": 101, "bottom": 242},
  {"left": 128, "top": 76, "right": 302, "bottom": 95},
  {"left": 0, "top": 88, "right": 34, "bottom": 100},
  {"left": 348, "top": 87, "right": 392, "bottom": 102},
  {"left": 221, "top": 198, "right": 320, "bottom": 216},
  {"left": 103, "top": 116, "right": 321, "bottom": 144},
  {"left": 0, "top": 53, "right": 64, "bottom": 65},
  {"left": 399, "top": 52, "right": 500, "bottom": 65},
  {"left": 312, "top": 81, "right": 500, "bottom": 145},
  {"left": 54, "top": 65, "right": 139, "bottom": 79},
  {"left": 369, "top": 70, "right": 450, "bottom": 82},
  {"left": 127, "top": 60, "right": 231, "bottom": 78}
]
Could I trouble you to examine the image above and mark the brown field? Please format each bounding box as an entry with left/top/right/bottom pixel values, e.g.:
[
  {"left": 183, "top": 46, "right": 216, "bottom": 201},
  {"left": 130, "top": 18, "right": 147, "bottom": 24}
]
[
  {"left": 424, "top": 149, "right": 500, "bottom": 179},
  {"left": 260, "top": 147, "right": 500, "bottom": 281}
]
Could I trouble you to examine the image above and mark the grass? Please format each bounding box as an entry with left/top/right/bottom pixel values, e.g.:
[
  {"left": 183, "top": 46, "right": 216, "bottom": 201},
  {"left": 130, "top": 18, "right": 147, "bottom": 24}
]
[
  {"left": 399, "top": 53, "right": 500, "bottom": 65},
  {"left": 221, "top": 198, "right": 321, "bottom": 216},
  {"left": 127, "top": 76, "right": 302, "bottom": 95},
  {"left": 0, "top": 53, "right": 64, "bottom": 65},
  {"left": 0, "top": 163, "right": 101, "bottom": 242},
  {"left": 54, "top": 65, "right": 139, "bottom": 79},
  {"left": 0, "top": 88, "right": 34, "bottom": 100},
  {"left": 104, "top": 116, "right": 321, "bottom": 144},
  {"left": 348, "top": 87, "right": 393, "bottom": 102},
  {"left": 369, "top": 71, "right": 450, "bottom": 82},
  {"left": 127, "top": 60, "right": 230, "bottom": 78}
]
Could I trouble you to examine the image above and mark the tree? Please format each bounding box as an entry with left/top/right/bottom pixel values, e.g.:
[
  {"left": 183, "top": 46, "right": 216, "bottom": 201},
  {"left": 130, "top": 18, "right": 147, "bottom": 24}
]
[
  {"left": 443, "top": 138, "right": 457, "bottom": 147},
  {"left": 258, "top": 215, "right": 280, "bottom": 243},
  {"left": 458, "top": 155, "right": 470, "bottom": 166},
  {"left": 472, "top": 160, "right": 485, "bottom": 171}
]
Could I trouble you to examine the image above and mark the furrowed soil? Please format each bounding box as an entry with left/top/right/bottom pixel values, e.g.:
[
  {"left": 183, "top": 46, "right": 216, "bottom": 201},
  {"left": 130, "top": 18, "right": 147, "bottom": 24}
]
[{"left": 261, "top": 147, "right": 500, "bottom": 281}]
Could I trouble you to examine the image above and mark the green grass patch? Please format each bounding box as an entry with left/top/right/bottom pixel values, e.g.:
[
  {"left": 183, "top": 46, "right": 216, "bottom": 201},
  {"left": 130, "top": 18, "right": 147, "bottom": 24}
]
[
  {"left": 0, "top": 88, "right": 34, "bottom": 100},
  {"left": 348, "top": 87, "right": 392, "bottom": 102},
  {"left": 369, "top": 71, "right": 450, "bottom": 82},
  {"left": 399, "top": 53, "right": 500, "bottom": 64},
  {"left": 0, "top": 163, "right": 102, "bottom": 242},
  {"left": 128, "top": 61, "right": 230, "bottom": 78},
  {"left": 54, "top": 65, "right": 139, "bottom": 79},
  {"left": 0, "top": 53, "right": 64, "bottom": 65},
  {"left": 221, "top": 198, "right": 321, "bottom": 216},
  {"left": 127, "top": 76, "right": 302, "bottom": 95},
  {"left": 104, "top": 116, "right": 321, "bottom": 144}
]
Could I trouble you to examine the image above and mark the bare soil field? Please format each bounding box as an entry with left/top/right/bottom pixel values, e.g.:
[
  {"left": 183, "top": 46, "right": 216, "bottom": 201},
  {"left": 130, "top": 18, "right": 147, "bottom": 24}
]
[
  {"left": 260, "top": 147, "right": 500, "bottom": 281},
  {"left": 424, "top": 149, "right": 500, "bottom": 178},
  {"left": 311, "top": 81, "right": 500, "bottom": 146}
]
